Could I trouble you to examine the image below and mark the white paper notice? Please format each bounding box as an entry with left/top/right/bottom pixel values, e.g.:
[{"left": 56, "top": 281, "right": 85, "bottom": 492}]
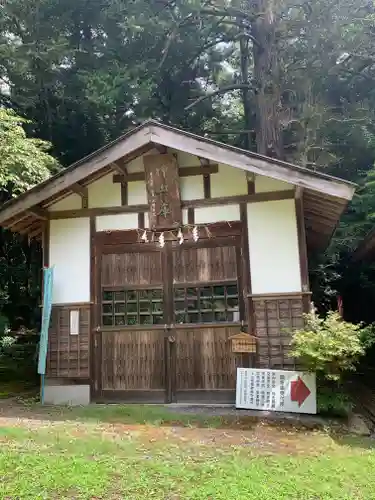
[{"left": 235, "top": 368, "right": 316, "bottom": 414}]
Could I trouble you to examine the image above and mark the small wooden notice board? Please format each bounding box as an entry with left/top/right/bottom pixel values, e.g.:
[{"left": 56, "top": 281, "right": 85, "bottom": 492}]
[{"left": 228, "top": 332, "right": 257, "bottom": 353}]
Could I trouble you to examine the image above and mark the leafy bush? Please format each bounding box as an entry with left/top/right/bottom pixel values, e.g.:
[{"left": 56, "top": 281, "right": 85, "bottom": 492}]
[
  {"left": 317, "top": 383, "right": 353, "bottom": 417},
  {"left": 289, "top": 310, "right": 375, "bottom": 381},
  {"left": 0, "top": 329, "right": 39, "bottom": 384}
]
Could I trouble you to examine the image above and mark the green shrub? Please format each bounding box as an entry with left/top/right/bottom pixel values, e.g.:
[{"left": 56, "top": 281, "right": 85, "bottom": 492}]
[
  {"left": 317, "top": 383, "right": 353, "bottom": 417},
  {"left": 0, "top": 329, "right": 39, "bottom": 384},
  {"left": 289, "top": 310, "right": 375, "bottom": 381}
]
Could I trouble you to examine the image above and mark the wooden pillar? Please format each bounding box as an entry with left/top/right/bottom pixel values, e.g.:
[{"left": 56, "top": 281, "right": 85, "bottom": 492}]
[
  {"left": 295, "top": 188, "right": 310, "bottom": 312},
  {"left": 240, "top": 202, "right": 256, "bottom": 368}
]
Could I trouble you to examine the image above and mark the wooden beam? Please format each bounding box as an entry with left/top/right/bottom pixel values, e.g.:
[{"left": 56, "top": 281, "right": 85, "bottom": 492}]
[
  {"left": 110, "top": 161, "right": 128, "bottom": 176},
  {"left": 49, "top": 203, "right": 149, "bottom": 220},
  {"left": 47, "top": 190, "right": 295, "bottom": 220},
  {"left": 112, "top": 164, "right": 219, "bottom": 184},
  {"left": 49, "top": 190, "right": 295, "bottom": 220},
  {"left": 180, "top": 164, "right": 218, "bottom": 177},
  {"left": 70, "top": 183, "right": 89, "bottom": 209},
  {"left": 138, "top": 212, "right": 145, "bottom": 228},
  {"left": 153, "top": 144, "right": 167, "bottom": 154},
  {"left": 27, "top": 207, "right": 48, "bottom": 220},
  {"left": 187, "top": 208, "right": 195, "bottom": 224},
  {"left": 28, "top": 225, "right": 43, "bottom": 241},
  {"left": 295, "top": 187, "right": 310, "bottom": 297},
  {"left": 121, "top": 183, "right": 128, "bottom": 206},
  {"left": 198, "top": 157, "right": 210, "bottom": 166},
  {"left": 203, "top": 174, "right": 211, "bottom": 199},
  {"left": 181, "top": 190, "right": 295, "bottom": 209}
]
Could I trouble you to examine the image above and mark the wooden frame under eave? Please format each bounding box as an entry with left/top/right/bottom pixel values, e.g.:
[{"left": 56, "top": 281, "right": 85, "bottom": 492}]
[
  {"left": 89, "top": 216, "right": 97, "bottom": 401},
  {"left": 295, "top": 188, "right": 310, "bottom": 312}
]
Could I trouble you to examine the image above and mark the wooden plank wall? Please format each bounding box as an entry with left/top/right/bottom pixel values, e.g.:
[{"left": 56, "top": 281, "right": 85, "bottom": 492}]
[
  {"left": 101, "top": 330, "right": 165, "bottom": 391},
  {"left": 172, "top": 243, "right": 238, "bottom": 282},
  {"left": 251, "top": 293, "right": 309, "bottom": 369},
  {"left": 175, "top": 325, "right": 243, "bottom": 393},
  {"left": 46, "top": 304, "right": 90, "bottom": 378}
]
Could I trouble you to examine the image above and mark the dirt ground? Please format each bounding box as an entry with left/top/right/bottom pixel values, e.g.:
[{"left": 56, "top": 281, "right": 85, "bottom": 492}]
[{"left": 0, "top": 398, "right": 350, "bottom": 456}]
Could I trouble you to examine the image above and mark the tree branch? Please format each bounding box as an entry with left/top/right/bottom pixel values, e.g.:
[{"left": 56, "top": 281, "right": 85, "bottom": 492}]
[{"left": 185, "top": 84, "right": 255, "bottom": 111}]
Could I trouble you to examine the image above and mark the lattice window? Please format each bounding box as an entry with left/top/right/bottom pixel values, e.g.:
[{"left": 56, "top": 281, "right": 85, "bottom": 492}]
[
  {"left": 102, "top": 289, "right": 164, "bottom": 326},
  {"left": 174, "top": 282, "right": 239, "bottom": 324}
]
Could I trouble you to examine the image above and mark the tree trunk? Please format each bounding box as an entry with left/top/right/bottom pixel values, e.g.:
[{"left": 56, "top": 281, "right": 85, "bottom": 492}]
[
  {"left": 251, "top": 0, "right": 283, "bottom": 159},
  {"left": 239, "top": 36, "right": 253, "bottom": 150}
]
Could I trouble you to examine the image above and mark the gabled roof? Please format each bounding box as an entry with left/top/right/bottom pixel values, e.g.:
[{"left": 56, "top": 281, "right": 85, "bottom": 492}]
[{"left": 0, "top": 119, "right": 355, "bottom": 249}]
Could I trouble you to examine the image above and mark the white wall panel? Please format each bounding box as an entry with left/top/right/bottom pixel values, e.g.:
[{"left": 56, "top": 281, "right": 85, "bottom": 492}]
[
  {"left": 180, "top": 175, "right": 204, "bottom": 200},
  {"left": 96, "top": 213, "right": 138, "bottom": 232},
  {"left": 255, "top": 175, "right": 292, "bottom": 193},
  {"left": 211, "top": 164, "right": 247, "bottom": 197},
  {"left": 247, "top": 199, "right": 301, "bottom": 294},
  {"left": 88, "top": 173, "right": 121, "bottom": 208},
  {"left": 128, "top": 181, "right": 147, "bottom": 205},
  {"left": 48, "top": 194, "right": 82, "bottom": 211},
  {"left": 195, "top": 205, "right": 240, "bottom": 224},
  {"left": 49, "top": 218, "right": 90, "bottom": 304}
]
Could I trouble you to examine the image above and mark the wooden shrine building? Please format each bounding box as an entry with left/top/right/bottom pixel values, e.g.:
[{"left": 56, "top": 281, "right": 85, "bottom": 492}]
[{"left": 0, "top": 120, "right": 355, "bottom": 404}]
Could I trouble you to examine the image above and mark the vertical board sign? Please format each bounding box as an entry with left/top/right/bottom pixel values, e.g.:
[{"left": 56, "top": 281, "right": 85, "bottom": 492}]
[
  {"left": 236, "top": 368, "right": 316, "bottom": 414},
  {"left": 143, "top": 154, "right": 182, "bottom": 229},
  {"left": 38, "top": 267, "right": 54, "bottom": 375},
  {"left": 70, "top": 310, "right": 80, "bottom": 335}
]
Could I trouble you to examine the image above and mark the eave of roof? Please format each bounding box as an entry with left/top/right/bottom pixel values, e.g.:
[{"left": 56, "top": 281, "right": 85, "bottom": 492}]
[{"left": 0, "top": 119, "right": 356, "bottom": 250}]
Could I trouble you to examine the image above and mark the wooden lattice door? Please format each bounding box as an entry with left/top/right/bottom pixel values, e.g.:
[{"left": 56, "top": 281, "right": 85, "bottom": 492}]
[
  {"left": 93, "top": 234, "right": 247, "bottom": 403},
  {"left": 94, "top": 244, "right": 168, "bottom": 402},
  {"left": 169, "top": 237, "right": 246, "bottom": 403}
]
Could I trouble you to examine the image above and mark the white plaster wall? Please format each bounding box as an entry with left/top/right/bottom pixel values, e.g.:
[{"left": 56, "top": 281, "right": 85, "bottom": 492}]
[
  {"left": 49, "top": 218, "right": 90, "bottom": 304},
  {"left": 247, "top": 199, "right": 301, "bottom": 294},
  {"left": 88, "top": 173, "right": 121, "bottom": 208},
  {"left": 180, "top": 175, "right": 204, "bottom": 200},
  {"left": 211, "top": 164, "right": 247, "bottom": 197},
  {"left": 48, "top": 194, "right": 82, "bottom": 211},
  {"left": 195, "top": 205, "right": 240, "bottom": 224},
  {"left": 255, "top": 175, "right": 292, "bottom": 193},
  {"left": 128, "top": 181, "right": 147, "bottom": 205},
  {"left": 96, "top": 213, "right": 139, "bottom": 232}
]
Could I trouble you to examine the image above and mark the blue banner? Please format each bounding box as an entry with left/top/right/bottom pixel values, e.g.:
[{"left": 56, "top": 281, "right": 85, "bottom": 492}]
[{"left": 38, "top": 267, "right": 54, "bottom": 375}]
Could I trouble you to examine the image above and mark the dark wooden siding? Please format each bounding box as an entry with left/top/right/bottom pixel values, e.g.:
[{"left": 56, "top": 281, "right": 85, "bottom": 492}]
[
  {"left": 101, "top": 250, "right": 163, "bottom": 286},
  {"left": 175, "top": 325, "right": 243, "bottom": 392},
  {"left": 47, "top": 304, "right": 90, "bottom": 378},
  {"left": 251, "top": 293, "right": 308, "bottom": 369},
  {"left": 101, "top": 329, "right": 165, "bottom": 391},
  {"left": 172, "top": 243, "right": 237, "bottom": 283}
]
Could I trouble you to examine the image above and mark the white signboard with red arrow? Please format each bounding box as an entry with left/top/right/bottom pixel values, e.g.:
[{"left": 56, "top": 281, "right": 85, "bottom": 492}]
[{"left": 236, "top": 368, "right": 316, "bottom": 414}]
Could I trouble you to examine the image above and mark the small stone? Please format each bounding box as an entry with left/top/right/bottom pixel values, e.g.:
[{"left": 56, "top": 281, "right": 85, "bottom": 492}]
[{"left": 348, "top": 413, "right": 371, "bottom": 436}]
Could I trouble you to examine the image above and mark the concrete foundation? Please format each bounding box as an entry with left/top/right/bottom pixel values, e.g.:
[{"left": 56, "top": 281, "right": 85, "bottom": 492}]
[{"left": 44, "top": 384, "right": 90, "bottom": 406}]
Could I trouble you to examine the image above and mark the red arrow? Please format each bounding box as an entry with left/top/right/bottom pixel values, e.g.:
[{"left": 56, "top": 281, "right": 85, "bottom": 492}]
[{"left": 290, "top": 376, "right": 311, "bottom": 406}]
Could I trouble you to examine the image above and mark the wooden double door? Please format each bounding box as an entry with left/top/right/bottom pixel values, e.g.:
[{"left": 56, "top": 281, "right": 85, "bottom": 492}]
[{"left": 93, "top": 234, "right": 248, "bottom": 403}]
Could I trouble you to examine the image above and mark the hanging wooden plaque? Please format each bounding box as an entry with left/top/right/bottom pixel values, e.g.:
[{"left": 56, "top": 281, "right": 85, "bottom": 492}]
[
  {"left": 143, "top": 153, "right": 182, "bottom": 230},
  {"left": 228, "top": 332, "right": 257, "bottom": 353}
]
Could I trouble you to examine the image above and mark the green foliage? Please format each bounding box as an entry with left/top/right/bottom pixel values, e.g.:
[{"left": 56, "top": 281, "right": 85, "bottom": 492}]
[
  {"left": 0, "top": 330, "right": 39, "bottom": 384},
  {"left": 289, "top": 310, "right": 374, "bottom": 381},
  {"left": 0, "top": 109, "right": 58, "bottom": 195},
  {"left": 317, "top": 383, "right": 353, "bottom": 417}
]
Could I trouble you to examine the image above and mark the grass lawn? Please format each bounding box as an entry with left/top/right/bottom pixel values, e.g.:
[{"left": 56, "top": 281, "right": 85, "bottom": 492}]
[{"left": 0, "top": 403, "right": 374, "bottom": 499}]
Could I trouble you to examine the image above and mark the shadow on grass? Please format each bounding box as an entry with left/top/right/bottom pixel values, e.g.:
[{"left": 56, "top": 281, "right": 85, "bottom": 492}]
[{"left": 330, "top": 432, "right": 375, "bottom": 450}]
